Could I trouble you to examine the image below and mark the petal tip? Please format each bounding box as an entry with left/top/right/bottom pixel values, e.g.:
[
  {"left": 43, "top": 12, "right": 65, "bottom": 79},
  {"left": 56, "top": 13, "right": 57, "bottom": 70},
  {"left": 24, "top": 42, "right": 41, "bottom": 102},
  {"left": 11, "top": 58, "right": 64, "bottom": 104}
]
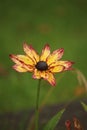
[
  {"left": 32, "top": 75, "right": 36, "bottom": 79},
  {"left": 43, "top": 44, "right": 50, "bottom": 51},
  {"left": 12, "top": 65, "right": 17, "bottom": 71},
  {"left": 23, "top": 42, "right": 28, "bottom": 48},
  {"left": 68, "top": 61, "right": 75, "bottom": 67},
  {"left": 51, "top": 81, "right": 56, "bottom": 86},
  {"left": 9, "top": 54, "right": 15, "bottom": 59},
  {"left": 9, "top": 54, "right": 12, "bottom": 58},
  {"left": 23, "top": 42, "right": 33, "bottom": 50},
  {"left": 49, "top": 79, "right": 56, "bottom": 86},
  {"left": 45, "top": 43, "right": 50, "bottom": 48},
  {"left": 58, "top": 48, "right": 64, "bottom": 53}
]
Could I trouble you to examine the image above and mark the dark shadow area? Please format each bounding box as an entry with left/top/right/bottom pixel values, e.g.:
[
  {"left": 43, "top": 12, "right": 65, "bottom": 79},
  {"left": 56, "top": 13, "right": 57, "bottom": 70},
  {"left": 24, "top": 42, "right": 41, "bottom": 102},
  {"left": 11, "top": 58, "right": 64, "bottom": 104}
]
[{"left": 0, "top": 98, "right": 87, "bottom": 130}]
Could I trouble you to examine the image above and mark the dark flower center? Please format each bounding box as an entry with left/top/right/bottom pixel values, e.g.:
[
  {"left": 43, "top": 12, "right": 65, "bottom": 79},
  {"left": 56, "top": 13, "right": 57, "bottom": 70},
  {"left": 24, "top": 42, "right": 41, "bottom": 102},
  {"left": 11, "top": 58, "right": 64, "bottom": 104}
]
[{"left": 35, "top": 61, "right": 48, "bottom": 71}]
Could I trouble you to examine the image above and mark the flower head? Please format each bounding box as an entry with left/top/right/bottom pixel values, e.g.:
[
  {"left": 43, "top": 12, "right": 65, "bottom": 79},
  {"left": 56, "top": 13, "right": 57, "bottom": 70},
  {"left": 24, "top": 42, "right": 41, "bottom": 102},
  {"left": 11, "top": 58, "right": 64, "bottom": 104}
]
[{"left": 9, "top": 43, "right": 74, "bottom": 86}]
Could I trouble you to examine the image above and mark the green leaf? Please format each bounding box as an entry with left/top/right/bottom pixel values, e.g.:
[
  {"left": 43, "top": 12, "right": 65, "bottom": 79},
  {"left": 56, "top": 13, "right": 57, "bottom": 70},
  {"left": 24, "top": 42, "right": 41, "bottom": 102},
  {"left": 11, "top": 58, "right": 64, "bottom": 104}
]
[
  {"left": 81, "top": 102, "right": 87, "bottom": 112},
  {"left": 43, "top": 109, "right": 65, "bottom": 130}
]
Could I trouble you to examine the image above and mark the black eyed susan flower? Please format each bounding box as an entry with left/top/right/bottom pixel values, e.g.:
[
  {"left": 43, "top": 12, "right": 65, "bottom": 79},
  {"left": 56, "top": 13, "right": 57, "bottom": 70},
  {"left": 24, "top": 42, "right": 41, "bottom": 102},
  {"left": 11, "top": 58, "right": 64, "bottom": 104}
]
[{"left": 10, "top": 43, "right": 74, "bottom": 86}]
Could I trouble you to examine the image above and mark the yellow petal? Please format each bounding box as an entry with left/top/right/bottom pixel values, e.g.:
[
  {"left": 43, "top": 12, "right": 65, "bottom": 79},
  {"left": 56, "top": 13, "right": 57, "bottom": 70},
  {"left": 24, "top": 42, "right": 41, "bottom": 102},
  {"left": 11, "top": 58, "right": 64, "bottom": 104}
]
[
  {"left": 47, "top": 72, "right": 56, "bottom": 86},
  {"left": 10, "top": 54, "right": 34, "bottom": 66},
  {"left": 49, "top": 65, "right": 64, "bottom": 73},
  {"left": 47, "top": 48, "right": 64, "bottom": 65},
  {"left": 40, "top": 44, "right": 50, "bottom": 61},
  {"left": 13, "top": 64, "right": 34, "bottom": 72},
  {"left": 50, "top": 61, "right": 74, "bottom": 70},
  {"left": 23, "top": 43, "right": 39, "bottom": 63},
  {"left": 40, "top": 71, "right": 49, "bottom": 79},
  {"left": 13, "top": 64, "right": 28, "bottom": 72},
  {"left": 58, "top": 61, "right": 74, "bottom": 70},
  {"left": 40, "top": 71, "right": 56, "bottom": 86},
  {"left": 33, "top": 69, "right": 41, "bottom": 79},
  {"left": 50, "top": 61, "right": 74, "bottom": 69}
]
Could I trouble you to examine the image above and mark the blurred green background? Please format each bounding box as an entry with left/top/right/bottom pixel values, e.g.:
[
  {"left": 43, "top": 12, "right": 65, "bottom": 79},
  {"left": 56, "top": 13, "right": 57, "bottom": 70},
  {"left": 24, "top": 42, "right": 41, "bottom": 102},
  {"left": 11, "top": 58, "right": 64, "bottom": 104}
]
[{"left": 0, "top": 0, "right": 87, "bottom": 112}]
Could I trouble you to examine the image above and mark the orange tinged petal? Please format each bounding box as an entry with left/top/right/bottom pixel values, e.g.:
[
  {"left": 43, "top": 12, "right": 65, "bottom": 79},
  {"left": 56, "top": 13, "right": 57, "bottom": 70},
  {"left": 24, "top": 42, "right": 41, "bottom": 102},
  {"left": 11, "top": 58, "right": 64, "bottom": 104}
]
[
  {"left": 33, "top": 69, "right": 41, "bottom": 79},
  {"left": 13, "top": 64, "right": 34, "bottom": 72},
  {"left": 62, "top": 61, "right": 74, "bottom": 70},
  {"left": 23, "top": 43, "right": 39, "bottom": 63},
  {"left": 13, "top": 64, "right": 28, "bottom": 72},
  {"left": 33, "top": 70, "right": 56, "bottom": 86},
  {"left": 10, "top": 54, "right": 34, "bottom": 66},
  {"left": 47, "top": 72, "right": 56, "bottom": 86},
  {"left": 40, "top": 44, "right": 50, "bottom": 61},
  {"left": 49, "top": 65, "right": 64, "bottom": 73},
  {"left": 47, "top": 48, "right": 64, "bottom": 65},
  {"left": 59, "top": 61, "right": 74, "bottom": 70},
  {"left": 49, "top": 61, "right": 74, "bottom": 71},
  {"left": 40, "top": 71, "right": 56, "bottom": 86},
  {"left": 40, "top": 71, "right": 49, "bottom": 79}
]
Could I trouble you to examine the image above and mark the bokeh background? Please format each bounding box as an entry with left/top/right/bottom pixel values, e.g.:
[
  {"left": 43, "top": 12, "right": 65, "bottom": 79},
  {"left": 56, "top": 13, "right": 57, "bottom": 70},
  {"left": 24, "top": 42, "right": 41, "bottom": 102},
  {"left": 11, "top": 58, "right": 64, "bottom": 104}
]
[{"left": 0, "top": 0, "right": 87, "bottom": 113}]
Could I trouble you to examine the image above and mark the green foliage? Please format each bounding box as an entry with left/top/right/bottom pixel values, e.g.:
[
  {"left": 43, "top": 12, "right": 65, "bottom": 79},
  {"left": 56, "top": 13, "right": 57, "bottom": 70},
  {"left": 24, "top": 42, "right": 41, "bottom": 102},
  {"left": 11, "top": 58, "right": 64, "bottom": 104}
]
[
  {"left": 43, "top": 109, "right": 65, "bottom": 130},
  {"left": 0, "top": 0, "right": 87, "bottom": 111},
  {"left": 81, "top": 102, "right": 87, "bottom": 112}
]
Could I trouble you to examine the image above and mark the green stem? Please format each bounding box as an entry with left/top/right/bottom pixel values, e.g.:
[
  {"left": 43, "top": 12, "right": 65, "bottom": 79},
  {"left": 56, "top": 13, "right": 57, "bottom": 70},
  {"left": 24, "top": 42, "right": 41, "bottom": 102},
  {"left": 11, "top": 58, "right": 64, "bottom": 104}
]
[{"left": 35, "top": 79, "right": 41, "bottom": 130}]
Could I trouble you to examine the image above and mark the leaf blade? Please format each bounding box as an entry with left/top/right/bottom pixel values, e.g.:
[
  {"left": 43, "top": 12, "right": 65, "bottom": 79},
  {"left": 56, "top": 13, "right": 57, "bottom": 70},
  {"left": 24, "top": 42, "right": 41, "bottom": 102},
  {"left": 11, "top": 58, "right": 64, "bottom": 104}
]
[
  {"left": 81, "top": 101, "right": 87, "bottom": 112},
  {"left": 43, "top": 109, "right": 65, "bottom": 130}
]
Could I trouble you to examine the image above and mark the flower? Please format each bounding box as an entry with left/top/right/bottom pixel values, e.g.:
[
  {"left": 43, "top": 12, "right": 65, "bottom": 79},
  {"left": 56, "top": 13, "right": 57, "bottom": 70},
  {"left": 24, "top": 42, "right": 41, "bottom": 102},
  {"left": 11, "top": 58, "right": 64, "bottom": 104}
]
[
  {"left": 65, "top": 120, "right": 71, "bottom": 130},
  {"left": 9, "top": 43, "right": 74, "bottom": 86}
]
